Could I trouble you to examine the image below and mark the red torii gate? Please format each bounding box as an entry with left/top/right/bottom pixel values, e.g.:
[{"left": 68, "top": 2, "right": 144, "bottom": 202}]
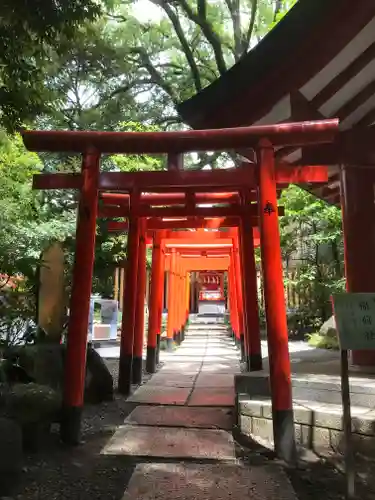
[
  {"left": 22, "top": 119, "right": 337, "bottom": 462},
  {"left": 108, "top": 219, "right": 262, "bottom": 370}
]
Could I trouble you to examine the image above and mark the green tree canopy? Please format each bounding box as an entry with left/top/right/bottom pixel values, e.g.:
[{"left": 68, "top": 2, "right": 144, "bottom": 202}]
[{"left": 0, "top": 0, "right": 101, "bottom": 130}]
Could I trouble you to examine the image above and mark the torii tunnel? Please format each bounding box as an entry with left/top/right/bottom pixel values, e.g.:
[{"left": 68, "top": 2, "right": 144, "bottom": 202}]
[{"left": 22, "top": 118, "right": 337, "bottom": 461}]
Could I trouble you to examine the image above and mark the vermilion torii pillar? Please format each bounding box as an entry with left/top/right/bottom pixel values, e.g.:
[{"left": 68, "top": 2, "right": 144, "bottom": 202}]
[
  {"left": 118, "top": 193, "right": 141, "bottom": 396},
  {"left": 156, "top": 245, "right": 166, "bottom": 364},
  {"left": 61, "top": 149, "right": 100, "bottom": 445},
  {"left": 132, "top": 218, "right": 147, "bottom": 384},
  {"left": 240, "top": 210, "right": 262, "bottom": 371},
  {"left": 229, "top": 248, "right": 241, "bottom": 346},
  {"left": 166, "top": 248, "right": 177, "bottom": 352},
  {"left": 258, "top": 140, "right": 295, "bottom": 462},
  {"left": 146, "top": 231, "right": 165, "bottom": 373},
  {"left": 175, "top": 254, "right": 182, "bottom": 345},
  {"left": 340, "top": 166, "right": 375, "bottom": 367},
  {"left": 233, "top": 237, "right": 246, "bottom": 358}
]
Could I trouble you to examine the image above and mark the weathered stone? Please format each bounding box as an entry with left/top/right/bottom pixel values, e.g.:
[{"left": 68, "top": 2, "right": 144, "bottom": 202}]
[
  {"left": 18, "top": 343, "right": 114, "bottom": 404},
  {"left": 125, "top": 405, "right": 233, "bottom": 430},
  {"left": 85, "top": 345, "right": 113, "bottom": 404},
  {"left": 148, "top": 372, "right": 196, "bottom": 387},
  {"left": 103, "top": 425, "right": 235, "bottom": 460},
  {"left": 234, "top": 372, "right": 271, "bottom": 398},
  {"left": 4, "top": 383, "right": 61, "bottom": 426},
  {"left": 0, "top": 417, "right": 23, "bottom": 496},
  {"left": 33, "top": 344, "right": 64, "bottom": 391},
  {"left": 122, "top": 463, "right": 297, "bottom": 500},
  {"left": 195, "top": 373, "right": 235, "bottom": 388},
  {"left": 319, "top": 315, "right": 337, "bottom": 337},
  {"left": 188, "top": 387, "right": 235, "bottom": 407},
  {"left": 127, "top": 386, "right": 190, "bottom": 405}
]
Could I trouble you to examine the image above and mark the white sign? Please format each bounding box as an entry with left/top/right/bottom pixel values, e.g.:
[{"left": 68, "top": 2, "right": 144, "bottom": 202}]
[{"left": 331, "top": 293, "right": 375, "bottom": 350}]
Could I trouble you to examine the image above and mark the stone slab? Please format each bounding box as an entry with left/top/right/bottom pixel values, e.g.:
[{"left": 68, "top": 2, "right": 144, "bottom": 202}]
[
  {"left": 103, "top": 425, "right": 235, "bottom": 460},
  {"left": 235, "top": 371, "right": 375, "bottom": 408},
  {"left": 147, "top": 372, "right": 197, "bottom": 387},
  {"left": 201, "top": 363, "right": 241, "bottom": 373},
  {"left": 195, "top": 373, "right": 235, "bottom": 388},
  {"left": 127, "top": 386, "right": 191, "bottom": 405},
  {"left": 125, "top": 405, "right": 233, "bottom": 430},
  {"left": 158, "top": 363, "right": 202, "bottom": 373},
  {"left": 188, "top": 387, "right": 235, "bottom": 407},
  {"left": 122, "top": 462, "right": 297, "bottom": 500}
]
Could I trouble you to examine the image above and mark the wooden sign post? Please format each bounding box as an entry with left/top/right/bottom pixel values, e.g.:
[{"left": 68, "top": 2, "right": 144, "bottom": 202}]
[{"left": 331, "top": 292, "right": 375, "bottom": 500}]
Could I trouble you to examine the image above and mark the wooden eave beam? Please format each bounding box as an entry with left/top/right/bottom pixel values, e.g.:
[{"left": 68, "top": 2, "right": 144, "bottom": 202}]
[
  {"left": 276, "top": 91, "right": 324, "bottom": 161},
  {"left": 335, "top": 80, "right": 375, "bottom": 121},
  {"left": 186, "top": 1, "right": 372, "bottom": 129},
  {"left": 311, "top": 41, "right": 375, "bottom": 110},
  {"left": 356, "top": 109, "right": 375, "bottom": 128}
]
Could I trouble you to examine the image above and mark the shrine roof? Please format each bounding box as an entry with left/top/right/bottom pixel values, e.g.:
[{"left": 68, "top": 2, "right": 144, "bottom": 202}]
[{"left": 178, "top": 0, "right": 375, "bottom": 205}]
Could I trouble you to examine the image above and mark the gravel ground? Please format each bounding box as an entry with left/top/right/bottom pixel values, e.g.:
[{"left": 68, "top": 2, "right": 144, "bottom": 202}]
[
  {"left": 7, "top": 359, "right": 375, "bottom": 500},
  {"left": 235, "top": 432, "right": 375, "bottom": 500}
]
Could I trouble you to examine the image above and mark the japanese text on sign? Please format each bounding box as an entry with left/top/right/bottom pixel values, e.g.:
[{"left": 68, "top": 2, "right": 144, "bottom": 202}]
[{"left": 331, "top": 293, "right": 375, "bottom": 350}]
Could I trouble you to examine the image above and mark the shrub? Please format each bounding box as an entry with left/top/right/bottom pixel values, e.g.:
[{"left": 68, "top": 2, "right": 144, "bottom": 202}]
[{"left": 307, "top": 331, "right": 339, "bottom": 350}]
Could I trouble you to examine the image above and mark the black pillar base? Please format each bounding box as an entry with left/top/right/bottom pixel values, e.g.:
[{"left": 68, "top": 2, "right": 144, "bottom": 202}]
[
  {"left": 60, "top": 405, "right": 83, "bottom": 445},
  {"left": 181, "top": 326, "right": 185, "bottom": 342},
  {"left": 175, "top": 331, "right": 181, "bottom": 345},
  {"left": 248, "top": 353, "right": 263, "bottom": 371},
  {"left": 166, "top": 337, "right": 174, "bottom": 352},
  {"left": 156, "top": 335, "right": 161, "bottom": 365},
  {"left": 273, "top": 409, "right": 297, "bottom": 463},
  {"left": 118, "top": 354, "right": 133, "bottom": 396},
  {"left": 132, "top": 356, "right": 143, "bottom": 384},
  {"left": 146, "top": 346, "right": 157, "bottom": 373},
  {"left": 240, "top": 334, "right": 245, "bottom": 361}
]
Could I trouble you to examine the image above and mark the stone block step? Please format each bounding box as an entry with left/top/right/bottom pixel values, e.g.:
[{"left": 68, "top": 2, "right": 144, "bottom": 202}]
[
  {"left": 237, "top": 394, "right": 375, "bottom": 457},
  {"left": 235, "top": 371, "right": 375, "bottom": 408}
]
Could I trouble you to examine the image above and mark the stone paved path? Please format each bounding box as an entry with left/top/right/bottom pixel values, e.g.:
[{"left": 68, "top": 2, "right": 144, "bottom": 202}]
[{"left": 101, "top": 318, "right": 297, "bottom": 499}]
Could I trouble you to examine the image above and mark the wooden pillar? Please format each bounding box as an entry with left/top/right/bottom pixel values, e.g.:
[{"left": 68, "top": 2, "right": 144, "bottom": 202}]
[
  {"left": 229, "top": 252, "right": 240, "bottom": 344},
  {"left": 118, "top": 193, "right": 141, "bottom": 395},
  {"left": 190, "top": 272, "right": 195, "bottom": 313},
  {"left": 258, "top": 140, "right": 295, "bottom": 462},
  {"left": 147, "top": 231, "right": 164, "bottom": 373},
  {"left": 132, "top": 219, "right": 147, "bottom": 384},
  {"left": 233, "top": 237, "right": 246, "bottom": 359},
  {"left": 240, "top": 213, "right": 262, "bottom": 371},
  {"left": 114, "top": 267, "right": 119, "bottom": 303},
  {"left": 166, "top": 248, "right": 177, "bottom": 352},
  {"left": 185, "top": 272, "right": 190, "bottom": 322},
  {"left": 175, "top": 254, "right": 182, "bottom": 345},
  {"left": 119, "top": 265, "right": 125, "bottom": 310},
  {"left": 340, "top": 166, "right": 375, "bottom": 367},
  {"left": 156, "top": 247, "right": 166, "bottom": 364},
  {"left": 61, "top": 149, "right": 99, "bottom": 445},
  {"left": 228, "top": 265, "right": 236, "bottom": 338}
]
